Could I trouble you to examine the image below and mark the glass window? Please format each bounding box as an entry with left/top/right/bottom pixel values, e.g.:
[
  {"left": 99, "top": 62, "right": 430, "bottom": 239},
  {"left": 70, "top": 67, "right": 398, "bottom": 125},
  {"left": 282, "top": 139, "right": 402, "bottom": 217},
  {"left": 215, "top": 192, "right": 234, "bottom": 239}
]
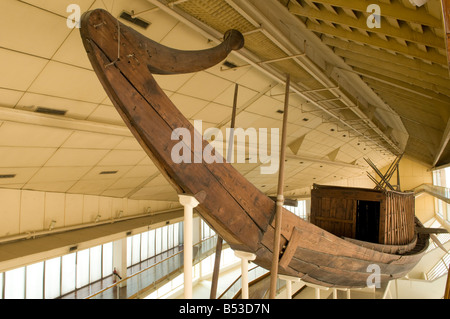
[
  {"left": 127, "top": 237, "right": 132, "bottom": 267},
  {"left": 178, "top": 221, "right": 184, "bottom": 246},
  {"left": 76, "top": 249, "right": 89, "bottom": 288},
  {"left": 174, "top": 223, "right": 179, "bottom": 247},
  {"left": 5, "top": 267, "right": 25, "bottom": 299},
  {"left": 61, "top": 253, "right": 76, "bottom": 296},
  {"left": 26, "top": 262, "right": 44, "bottom": 299},
  {"left": 141, "top": 232, "right": 148, "bottom": 261},
  {"left": 155, "top": 228, "right": 162, "bottom": 255},
  {"left": 102, "top": 243, "right": 113, "bottom": 277},
  {"left": 148, "top": 229, "right": 155, "bottom": 258},
  {"left": 89, "top": 245, "right": 102, "bottom": 283},
  {"left": 44, "top": 257, "right": 61, "bottom": 299},
  {"left": 168, "top": 224, "right": 174, "bottom": 250},
  {"left": 162, "top": 226, "right": 168, "bottom": 252},
  {"left": 131, "top": 234, "right": 141, "bottom": 265}
]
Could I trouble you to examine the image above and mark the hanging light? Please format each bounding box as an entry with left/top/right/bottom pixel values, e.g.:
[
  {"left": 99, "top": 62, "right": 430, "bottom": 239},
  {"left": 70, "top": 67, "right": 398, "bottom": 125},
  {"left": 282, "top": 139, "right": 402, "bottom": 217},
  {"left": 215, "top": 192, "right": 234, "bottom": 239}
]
[{"left": 408, "top": 0, "right": 428, "bottom": 7}]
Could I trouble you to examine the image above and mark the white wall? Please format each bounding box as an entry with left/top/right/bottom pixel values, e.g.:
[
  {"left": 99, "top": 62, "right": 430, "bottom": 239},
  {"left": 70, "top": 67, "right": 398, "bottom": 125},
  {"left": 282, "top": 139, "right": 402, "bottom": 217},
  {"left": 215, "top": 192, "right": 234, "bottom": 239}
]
[{"left": 0, "top": 187, "right": 180, "bottom": 238}]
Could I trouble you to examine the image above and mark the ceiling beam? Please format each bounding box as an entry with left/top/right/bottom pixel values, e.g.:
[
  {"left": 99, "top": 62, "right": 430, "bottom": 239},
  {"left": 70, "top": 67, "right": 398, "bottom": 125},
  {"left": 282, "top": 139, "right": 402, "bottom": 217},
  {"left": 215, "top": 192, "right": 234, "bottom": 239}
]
[
  {"left": 331, "top": 44, "right": 450, "bottom": 79},
  {"left": 308, "top": 22, "right": 448, "bottom": 65},
  {"left": 365, "top": 79, "right": 450, "bottom": 114},
  {"left": 343, "top": 58, "right": 450, "bottom": 95},
  {"left": 433, "top": 117, "right": 450, "bottom": 167},
  {"left": 302, "top": 0, "right": 443, "bottom": 28},
  {"left": 0, "top": 106, "right": 132, "bottom": 137},
  {"left": 288, "top": 2, "right": 446, "bottom": 50},
  {"left": 338, "top": 66, "right": 450, "bottom": 103}
]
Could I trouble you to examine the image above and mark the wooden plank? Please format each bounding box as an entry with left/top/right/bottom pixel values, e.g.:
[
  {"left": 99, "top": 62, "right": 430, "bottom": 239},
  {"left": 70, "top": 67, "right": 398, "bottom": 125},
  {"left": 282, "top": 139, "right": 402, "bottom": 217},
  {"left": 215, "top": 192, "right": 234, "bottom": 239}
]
[
  {"left": 442, "top": 0, "right": 450, "bottom": 74},
  {"left": 415, "top": 227, "right": 449, "bottom": 234},
  {"left": 279, "top": 227, "right": 302, "bottom": 269}
]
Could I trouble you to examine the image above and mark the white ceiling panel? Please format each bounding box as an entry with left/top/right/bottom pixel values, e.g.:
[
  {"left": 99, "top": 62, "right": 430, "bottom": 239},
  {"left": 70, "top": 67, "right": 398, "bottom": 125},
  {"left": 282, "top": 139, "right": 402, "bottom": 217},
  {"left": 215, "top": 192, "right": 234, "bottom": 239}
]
[
  {"left": 52, "top": 29, "right": 93, "bottom": 70},
  {"left": 0, "top": 147, "right": 56, "bottom": 167},
  {"left": 23, "top": 180, "right": 77, "bottom": 193},
  {"left": 28, "top": 61, "right": 106, "bottom": 103},
  {"left": 123, "top": 165, "right": 159, "bottom": 178},
  {"left": 102, "top": 188, "right": 134, "bottom": 198},
  {"left": 44, "top": 148, "right": 109, "bottom": 167},
  {"left": 21, "top": 0, "right": 96, "bottom": 18},
  {"left": 159, "top": 20, "right": 212, "bottom": 51},
  {"left": 0, "top": 89, "right": 23, "bottom": 108},
  {"left": 0, "top": 122, "right": 72, "bottom": 148},
  {"left": 16, "top": 92, "right": 99, "bottom": 120},
  {"left": 177, "top": 72, "right": 232, "bottom": 101},
  {"left": 108, "top": 176, "right": 148, "bottom": 190},
  {"left": 0, "top": 167, "right": 39, "bottom": 185},
  {"left": 96, "top": 150, "right": 147, "bottom": 166},
  {"left": 86, "top": 104, "right": 125, "bottom": 126},
  {"left": 0, "top": 48, "right": 47, "bottom": 91},
  {"left": 213, "top": 84, "right": 258, "bottom": 109},
  {"left": 62, "top": 131, "right": 124, "bottom": 149},
  {"left": 26, "top": 166, "right": 92, "bottom": 183},
  {"left": 192, "top": 103, "right": 233, "bottom": 124},
  {"left": 0, "top": 0, "right": 71, "bottom": 58},
  {"left": 68, "top": 179, "right": 116, "bottom": 195},
  {"left": 170, "top": 93, "right": 209, "bottom": 119},
  {"left": 114, "top": 137, "right": 144, "bottom": 151},
  {"left": 80, "top": 165, "right": 133, "bottom": 180}
]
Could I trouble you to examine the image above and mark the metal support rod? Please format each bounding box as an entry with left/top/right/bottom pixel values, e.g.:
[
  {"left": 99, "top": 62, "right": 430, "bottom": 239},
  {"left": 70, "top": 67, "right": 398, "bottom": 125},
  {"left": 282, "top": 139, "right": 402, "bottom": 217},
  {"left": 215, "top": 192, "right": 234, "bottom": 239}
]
[
  {"left": 210, "top": 84, "right": 239, "bottom": 299},
  {"left": 269, "top": 74, "right": 291, "bottom": 299}
]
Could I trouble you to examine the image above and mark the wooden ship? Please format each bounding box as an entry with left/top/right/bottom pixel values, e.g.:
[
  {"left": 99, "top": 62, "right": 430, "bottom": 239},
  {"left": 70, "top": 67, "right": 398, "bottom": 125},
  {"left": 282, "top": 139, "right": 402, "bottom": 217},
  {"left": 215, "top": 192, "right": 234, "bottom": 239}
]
[{"left": 80, "top": 9, "right": 431, "bottom": 289}]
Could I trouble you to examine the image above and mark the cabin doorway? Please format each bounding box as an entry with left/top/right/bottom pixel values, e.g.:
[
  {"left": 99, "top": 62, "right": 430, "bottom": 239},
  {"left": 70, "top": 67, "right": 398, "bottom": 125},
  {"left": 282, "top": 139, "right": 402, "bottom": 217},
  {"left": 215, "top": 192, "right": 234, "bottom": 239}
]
[{"left": 355, "top": 200, "right": 380, "bottom": 243}]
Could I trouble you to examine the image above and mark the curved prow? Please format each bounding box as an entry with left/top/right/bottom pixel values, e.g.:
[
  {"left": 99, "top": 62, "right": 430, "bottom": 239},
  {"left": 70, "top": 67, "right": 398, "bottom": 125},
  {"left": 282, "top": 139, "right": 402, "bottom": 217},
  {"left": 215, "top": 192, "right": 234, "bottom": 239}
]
[{"left": 80, "top": 9, "right": 244, "bottom": 75}]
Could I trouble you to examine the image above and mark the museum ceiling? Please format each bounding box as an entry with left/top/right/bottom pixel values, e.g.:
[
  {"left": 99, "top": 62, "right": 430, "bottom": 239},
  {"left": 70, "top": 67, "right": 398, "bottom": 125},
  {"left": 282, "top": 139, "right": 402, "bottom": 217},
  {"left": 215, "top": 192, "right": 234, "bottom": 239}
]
[{"left": 0, "top": 0, "right": 448, "bottom": 201}]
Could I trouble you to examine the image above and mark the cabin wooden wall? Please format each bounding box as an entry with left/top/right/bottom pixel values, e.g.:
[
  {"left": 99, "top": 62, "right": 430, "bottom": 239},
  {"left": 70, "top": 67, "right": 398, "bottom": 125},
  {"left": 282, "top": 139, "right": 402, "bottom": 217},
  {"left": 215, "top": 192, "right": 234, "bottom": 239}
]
[
  {"left": 311, "top": 185, "right": 416, "bottom": 246},
  {"left": 310, "top": 196, "right": 357, "bottom": 238},
  {"left": 310, "top": 186, "right": 385, "bottom": 241}
]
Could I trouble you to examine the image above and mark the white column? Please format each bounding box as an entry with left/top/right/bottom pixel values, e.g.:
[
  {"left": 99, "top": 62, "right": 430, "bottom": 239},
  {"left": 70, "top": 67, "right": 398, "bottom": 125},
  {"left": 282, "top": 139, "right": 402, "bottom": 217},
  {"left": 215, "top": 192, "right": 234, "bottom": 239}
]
[
  {"left": 234, "top": 250, "right": 256, "bottom": 299},
  {"left": 178, "top": 194, "right": 199, "bottom": 299},
  {"left": 306, "top": 283, "right": 329, "bottom": 299},
  {"left": 279, "top": 275, "right": 301, "bottom": 299},
  {"left": 113, "top": 238, "right": 127, "bottom": 288},
  {"left": 332, "top": 288, "right": 337, "bottom": 299}
]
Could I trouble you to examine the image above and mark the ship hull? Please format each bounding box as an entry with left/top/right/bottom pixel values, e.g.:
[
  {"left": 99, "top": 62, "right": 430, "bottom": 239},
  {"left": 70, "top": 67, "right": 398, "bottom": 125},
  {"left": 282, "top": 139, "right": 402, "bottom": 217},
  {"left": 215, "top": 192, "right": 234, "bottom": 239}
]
[{"left": 80, "top": 9, "right": 429, "bottom": 288}]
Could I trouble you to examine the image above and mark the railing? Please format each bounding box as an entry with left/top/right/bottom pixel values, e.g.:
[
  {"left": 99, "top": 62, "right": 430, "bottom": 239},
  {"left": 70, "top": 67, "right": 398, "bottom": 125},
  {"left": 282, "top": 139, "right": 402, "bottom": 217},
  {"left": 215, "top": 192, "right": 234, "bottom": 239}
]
[
  {"left": 414, "top": 184, "right": 450, "bottom": 204},
  {"left": 87, "top": 236, "right": 219, "bottom": 299}
]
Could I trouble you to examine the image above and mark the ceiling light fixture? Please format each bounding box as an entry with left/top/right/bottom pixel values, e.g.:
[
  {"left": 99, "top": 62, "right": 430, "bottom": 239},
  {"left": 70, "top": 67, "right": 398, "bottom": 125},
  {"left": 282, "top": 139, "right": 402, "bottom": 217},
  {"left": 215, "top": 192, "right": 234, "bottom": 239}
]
[
  {"left": 408, "top": 0, "right": 428, "bottom": 7},
  {"left": 35, "top": 107, "right": 67, "bottom": 116},
  {"left": 100, "top": 170, "right": 118, "bottom": 175},
  {"left": 120, "top": 11, "right": 150, "bottom": 29},
  {"left": 0, "top": 174, "right": 16, "bottom": 179}
]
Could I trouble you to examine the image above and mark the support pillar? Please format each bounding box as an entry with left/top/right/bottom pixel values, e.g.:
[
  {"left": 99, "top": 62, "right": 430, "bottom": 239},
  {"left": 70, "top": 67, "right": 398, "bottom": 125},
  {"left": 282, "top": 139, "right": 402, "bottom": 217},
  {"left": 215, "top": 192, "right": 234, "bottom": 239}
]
[
  {"left": 234, "top": 250, "right": 256, "bottom": 299},
  {"left": 306, "top": 283, "right": 329, "bottom": 299},
  {"left": 279, "top": 275, "right": 300, "bottom": 299},
  {"left": 113, "top": 238, "right": 127, "bottom": 288},
  {"left": 178, "top": 194, "right": 199, "bottom": 299}
]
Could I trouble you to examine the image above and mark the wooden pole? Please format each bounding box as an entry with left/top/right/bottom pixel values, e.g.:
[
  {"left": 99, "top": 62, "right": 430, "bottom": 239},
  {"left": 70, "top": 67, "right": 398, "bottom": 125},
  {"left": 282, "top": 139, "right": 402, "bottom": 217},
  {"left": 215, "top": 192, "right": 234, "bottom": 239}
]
[
  {"left": 210, "top": 83, "right": 239, "bottom": 299},
  {"left": 269, "top": 74, "right": 291, "bottom": 299},
  {"left": 209, "top": 236, "right": 223, "bottom": 299},
  {"left": 444, "top": 266, "right": 450, "bottom": 299}
]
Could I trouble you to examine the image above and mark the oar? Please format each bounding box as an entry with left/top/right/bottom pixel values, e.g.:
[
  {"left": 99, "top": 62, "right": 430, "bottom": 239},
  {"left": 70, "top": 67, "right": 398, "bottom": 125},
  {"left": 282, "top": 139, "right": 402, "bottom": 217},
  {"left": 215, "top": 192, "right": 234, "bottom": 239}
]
[{"left": 269, "top": 74, "right": 291, "bottom": 299}]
